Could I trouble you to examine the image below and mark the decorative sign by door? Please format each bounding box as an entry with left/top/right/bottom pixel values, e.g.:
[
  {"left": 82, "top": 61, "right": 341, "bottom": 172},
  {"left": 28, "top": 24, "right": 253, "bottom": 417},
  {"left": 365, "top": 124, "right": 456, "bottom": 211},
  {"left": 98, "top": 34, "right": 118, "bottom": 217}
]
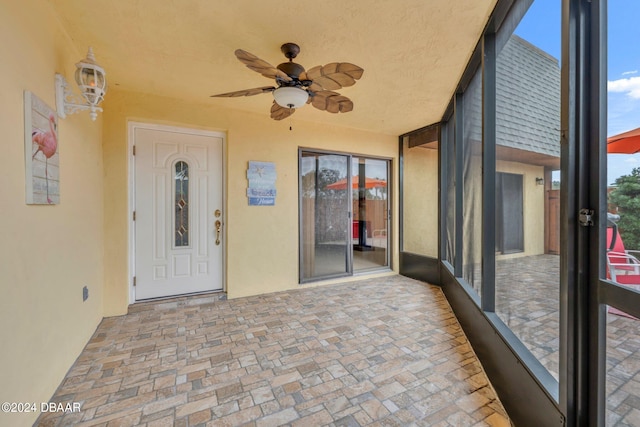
[{"left": 247, "top": 161, "right": 276, "bottom": 206}]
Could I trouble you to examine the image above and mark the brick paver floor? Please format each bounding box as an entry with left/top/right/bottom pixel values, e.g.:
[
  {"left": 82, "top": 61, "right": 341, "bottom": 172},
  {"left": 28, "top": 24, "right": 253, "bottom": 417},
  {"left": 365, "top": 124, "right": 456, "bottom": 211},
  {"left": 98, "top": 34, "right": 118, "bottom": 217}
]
[{"left": 36, "top": 275, "right": 511, "bottom": 426}]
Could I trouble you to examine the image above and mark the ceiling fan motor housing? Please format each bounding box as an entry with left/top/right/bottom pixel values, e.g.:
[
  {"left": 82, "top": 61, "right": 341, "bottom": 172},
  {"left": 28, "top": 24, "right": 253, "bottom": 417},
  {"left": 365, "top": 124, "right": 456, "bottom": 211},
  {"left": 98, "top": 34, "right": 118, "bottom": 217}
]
[{"left": 277, "top": 62, "right": 305, "bottom": 80}]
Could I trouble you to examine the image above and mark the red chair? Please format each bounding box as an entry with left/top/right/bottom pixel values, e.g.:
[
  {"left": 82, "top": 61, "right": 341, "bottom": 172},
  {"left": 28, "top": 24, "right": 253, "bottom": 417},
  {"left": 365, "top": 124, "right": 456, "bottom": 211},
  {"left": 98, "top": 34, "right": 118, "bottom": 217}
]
[
  {"left": 606, "top": 227, "right": 640, "bottom": 281},
  {"left": 606, "top": 217, "right": 640, "bottom": 317}
]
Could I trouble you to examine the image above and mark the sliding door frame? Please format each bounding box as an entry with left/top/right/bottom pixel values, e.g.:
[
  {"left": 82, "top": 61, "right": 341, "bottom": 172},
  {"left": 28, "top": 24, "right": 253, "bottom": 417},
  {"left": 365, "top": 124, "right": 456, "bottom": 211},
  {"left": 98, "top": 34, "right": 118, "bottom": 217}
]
[{"left": 298, "top": 148, "right": 392, "bottom": 283}]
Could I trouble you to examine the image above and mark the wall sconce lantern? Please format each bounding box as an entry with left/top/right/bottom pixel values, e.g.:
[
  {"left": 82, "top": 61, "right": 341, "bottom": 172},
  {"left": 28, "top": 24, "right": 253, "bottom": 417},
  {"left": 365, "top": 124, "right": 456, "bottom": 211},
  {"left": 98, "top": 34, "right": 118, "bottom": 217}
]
[
  {"left": 536, "top": 177, "right": 544, "bottom": 185},
  {"left": 55, "top": 47, "right": 107, "bottom": 121}
]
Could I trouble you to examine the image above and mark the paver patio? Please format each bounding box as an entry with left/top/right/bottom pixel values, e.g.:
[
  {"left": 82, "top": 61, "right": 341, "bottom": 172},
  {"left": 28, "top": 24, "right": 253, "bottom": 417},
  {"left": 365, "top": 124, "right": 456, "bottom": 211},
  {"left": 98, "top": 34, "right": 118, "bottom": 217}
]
[
  {"left": 36, "top": 276, "right": 510, "bottom": 426},
  {"left": 492, "top": 254, "right": 640, "bottom": 426}
]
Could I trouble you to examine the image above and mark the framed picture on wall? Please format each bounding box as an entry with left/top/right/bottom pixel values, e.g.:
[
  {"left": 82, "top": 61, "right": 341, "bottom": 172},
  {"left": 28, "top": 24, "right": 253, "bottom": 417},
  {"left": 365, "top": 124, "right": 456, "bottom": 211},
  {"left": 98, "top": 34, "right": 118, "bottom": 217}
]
[
  {"left": 24, "top": 91, "right": 59, "bottom": 204},
  {"left": 247, "top": 161, "right": 276, "bottom": 206}
]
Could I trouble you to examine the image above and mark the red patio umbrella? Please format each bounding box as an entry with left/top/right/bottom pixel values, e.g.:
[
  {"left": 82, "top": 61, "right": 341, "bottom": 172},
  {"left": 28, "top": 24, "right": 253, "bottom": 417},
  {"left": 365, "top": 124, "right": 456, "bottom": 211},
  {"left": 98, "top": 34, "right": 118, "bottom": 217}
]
[
  {"left": 325, "top": 177, "right": 387, "bottom": 190},
  {"left": 607, "top": 127, "right": 640, "bottom": 154}
]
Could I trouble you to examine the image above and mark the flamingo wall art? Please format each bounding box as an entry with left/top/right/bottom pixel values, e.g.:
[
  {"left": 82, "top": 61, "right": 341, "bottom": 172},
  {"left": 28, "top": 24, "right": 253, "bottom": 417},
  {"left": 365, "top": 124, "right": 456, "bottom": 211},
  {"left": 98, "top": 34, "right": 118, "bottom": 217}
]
[{"left": 24, "top": 91, "right": 59, "bottom": 204}]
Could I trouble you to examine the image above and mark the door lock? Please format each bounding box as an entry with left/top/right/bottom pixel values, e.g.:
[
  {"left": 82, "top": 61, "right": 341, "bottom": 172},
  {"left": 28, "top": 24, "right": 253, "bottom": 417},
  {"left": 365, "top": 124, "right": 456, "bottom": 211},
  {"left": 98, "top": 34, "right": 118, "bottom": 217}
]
[
  {"left": 579, "top": 209, "right": 594, "bottom": 227},
  {"left": 215, "top": 220, "right": 222, "bottom": 245}
]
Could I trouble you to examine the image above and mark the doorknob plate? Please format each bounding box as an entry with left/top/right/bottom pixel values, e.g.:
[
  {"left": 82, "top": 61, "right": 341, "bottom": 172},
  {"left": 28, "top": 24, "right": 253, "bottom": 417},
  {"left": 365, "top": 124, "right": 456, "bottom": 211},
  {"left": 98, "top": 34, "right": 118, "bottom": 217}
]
[{"left": 215, "top": 220, "right": 222, "bottom": 245}]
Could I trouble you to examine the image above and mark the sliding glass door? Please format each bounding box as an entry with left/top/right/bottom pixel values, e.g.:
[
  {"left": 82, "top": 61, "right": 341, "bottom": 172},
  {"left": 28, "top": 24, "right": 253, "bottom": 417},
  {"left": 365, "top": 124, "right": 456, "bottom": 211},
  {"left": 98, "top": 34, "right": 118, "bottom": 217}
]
[{"left": 299, "top": 150, "right": 390, "bottom": 282}]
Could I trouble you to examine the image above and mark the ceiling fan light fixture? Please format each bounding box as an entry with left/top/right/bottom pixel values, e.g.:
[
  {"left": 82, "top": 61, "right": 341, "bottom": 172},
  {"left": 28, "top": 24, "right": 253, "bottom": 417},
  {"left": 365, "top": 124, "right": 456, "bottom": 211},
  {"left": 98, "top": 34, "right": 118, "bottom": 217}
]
[{"left": 273, "top": 87, "right": 308, "bottom": 109}]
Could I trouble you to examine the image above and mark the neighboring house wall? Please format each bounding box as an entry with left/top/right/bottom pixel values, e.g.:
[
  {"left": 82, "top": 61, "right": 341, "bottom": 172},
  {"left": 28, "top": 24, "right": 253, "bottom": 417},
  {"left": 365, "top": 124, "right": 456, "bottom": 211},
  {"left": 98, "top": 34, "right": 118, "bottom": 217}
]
[
  {"left": 400, "top": 147, "right": 547, "bottom": 264},
  {"left": 493, "top": 35, "right": 560, "bottom": 259},
  {"left": 102, "top": 89, "right": 399, "bottom": 316},
  {"left": 0, "top": 1, "right": 105, "bottom": 425}
]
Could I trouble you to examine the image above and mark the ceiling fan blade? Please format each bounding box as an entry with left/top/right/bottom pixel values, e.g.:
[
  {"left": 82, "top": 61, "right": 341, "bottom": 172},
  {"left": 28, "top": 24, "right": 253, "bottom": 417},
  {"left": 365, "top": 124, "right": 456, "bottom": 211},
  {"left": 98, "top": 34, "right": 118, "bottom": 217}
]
[
  {"left": 311, "top": 91, "right": 354, "bottom": 114},
  {"left": 235, "top": 49, "right": 292, "bottom": 82},
  {"left": 270, "top": 102, "right": 295, "bottom": 121},
  {"left": 336, "top": 63, "right": 365, "bottom": 80},
  {"left": 211, "top": 86, "right": 275, "bottom": 97},
  {"left": 305, "top": 66, "right": 341, "bottom": 90},
  {"left": 310, "top": 82, "right": 325, "bottom": 93},
  {"left": 298, "top": 73, "right": 324, "bottom": 92},
  {"left": 305, "top": 63, "right": 364, "bottom": 91}
]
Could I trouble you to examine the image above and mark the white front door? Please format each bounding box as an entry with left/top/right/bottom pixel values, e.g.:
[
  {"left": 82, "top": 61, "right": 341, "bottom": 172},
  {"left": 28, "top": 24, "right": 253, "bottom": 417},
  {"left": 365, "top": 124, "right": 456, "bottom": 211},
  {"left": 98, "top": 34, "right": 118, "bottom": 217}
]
[{"left": 134, "top": 127, "right": 224, "bottom": 300}]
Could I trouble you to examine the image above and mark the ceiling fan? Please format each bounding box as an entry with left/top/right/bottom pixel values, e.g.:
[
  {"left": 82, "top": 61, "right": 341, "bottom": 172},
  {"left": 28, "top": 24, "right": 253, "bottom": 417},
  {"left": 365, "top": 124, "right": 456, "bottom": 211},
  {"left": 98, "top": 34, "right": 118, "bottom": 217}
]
[{"left": 211, "top": 43, "right": 364, "bottom": 121}]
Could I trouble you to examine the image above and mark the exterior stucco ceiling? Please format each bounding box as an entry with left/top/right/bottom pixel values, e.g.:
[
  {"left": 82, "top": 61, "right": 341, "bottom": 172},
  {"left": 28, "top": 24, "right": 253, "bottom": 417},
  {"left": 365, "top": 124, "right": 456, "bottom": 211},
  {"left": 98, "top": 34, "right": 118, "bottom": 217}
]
[{"left": 49, "top": 0, "right": 497, "bottom": 135}]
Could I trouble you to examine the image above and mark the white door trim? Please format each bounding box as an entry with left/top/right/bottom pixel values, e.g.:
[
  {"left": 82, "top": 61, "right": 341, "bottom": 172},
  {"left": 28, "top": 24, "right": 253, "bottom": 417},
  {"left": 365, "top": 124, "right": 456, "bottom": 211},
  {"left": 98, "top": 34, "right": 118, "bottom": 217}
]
[{"left": 128, "top": 121, "right": 226, "bottom": 304}]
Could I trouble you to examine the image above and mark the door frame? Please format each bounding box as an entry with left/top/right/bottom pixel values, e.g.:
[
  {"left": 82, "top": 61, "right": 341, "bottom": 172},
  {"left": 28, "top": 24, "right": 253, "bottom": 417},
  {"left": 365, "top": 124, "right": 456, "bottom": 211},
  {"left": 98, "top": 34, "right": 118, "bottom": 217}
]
[{"left": 128, "top": 121, "right": 227, "bottom": 303}]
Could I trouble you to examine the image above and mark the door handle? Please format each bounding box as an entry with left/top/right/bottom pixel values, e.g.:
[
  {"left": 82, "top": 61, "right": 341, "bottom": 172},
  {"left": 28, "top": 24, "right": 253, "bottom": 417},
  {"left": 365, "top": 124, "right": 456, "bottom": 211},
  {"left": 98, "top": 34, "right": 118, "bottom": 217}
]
[{"left": 215, "top": 220, "right": 222, "bottom": 245}]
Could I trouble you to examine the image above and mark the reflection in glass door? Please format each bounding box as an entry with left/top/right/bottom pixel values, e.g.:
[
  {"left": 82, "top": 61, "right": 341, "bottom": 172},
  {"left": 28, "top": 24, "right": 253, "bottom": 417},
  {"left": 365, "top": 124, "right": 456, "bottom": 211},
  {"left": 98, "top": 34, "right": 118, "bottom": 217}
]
[
  {"left": 300, "top": 152, "right": 350, "bottom": 281},
  {"left": 300, "top": 150, "right": 390, "bottom": 282}
]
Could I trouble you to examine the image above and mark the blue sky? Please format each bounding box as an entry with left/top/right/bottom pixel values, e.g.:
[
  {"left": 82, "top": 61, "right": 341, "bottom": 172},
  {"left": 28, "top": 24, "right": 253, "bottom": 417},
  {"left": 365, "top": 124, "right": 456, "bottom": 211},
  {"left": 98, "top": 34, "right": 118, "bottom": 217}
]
[{"left": 514, "top": 0, "right": 640, "bottom": 185}]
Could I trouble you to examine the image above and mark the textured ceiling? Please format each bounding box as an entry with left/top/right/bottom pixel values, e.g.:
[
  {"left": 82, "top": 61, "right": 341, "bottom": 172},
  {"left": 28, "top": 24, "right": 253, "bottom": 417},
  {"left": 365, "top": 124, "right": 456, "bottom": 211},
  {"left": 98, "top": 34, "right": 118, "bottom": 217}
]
[{"left": 49, "top": 0, "right": 496, "bottom": 135}]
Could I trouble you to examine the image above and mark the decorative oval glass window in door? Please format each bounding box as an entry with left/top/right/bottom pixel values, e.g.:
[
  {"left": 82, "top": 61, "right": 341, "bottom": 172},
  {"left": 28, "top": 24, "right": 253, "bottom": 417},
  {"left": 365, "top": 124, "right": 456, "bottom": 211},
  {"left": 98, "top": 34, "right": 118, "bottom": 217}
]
[{"left": 175, "top": 161, "right": 189, "bottom": 247}]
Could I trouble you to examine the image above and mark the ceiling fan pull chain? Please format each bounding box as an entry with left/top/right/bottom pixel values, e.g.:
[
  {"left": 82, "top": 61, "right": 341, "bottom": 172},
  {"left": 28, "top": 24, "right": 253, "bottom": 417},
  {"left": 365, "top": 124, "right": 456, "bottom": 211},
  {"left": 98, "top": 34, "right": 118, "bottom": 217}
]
[{"left": 289, "top": 107, "right": 293, "bottom": 131}]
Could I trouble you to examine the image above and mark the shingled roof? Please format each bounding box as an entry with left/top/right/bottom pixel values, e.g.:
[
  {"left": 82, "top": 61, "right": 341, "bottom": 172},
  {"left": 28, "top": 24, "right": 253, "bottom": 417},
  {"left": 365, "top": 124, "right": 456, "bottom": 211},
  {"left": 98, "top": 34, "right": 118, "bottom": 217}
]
[
  {"left": 406, "top": 34, "right": 561, "bottom": 162},
  {"left": 496, "top": 35, "right": 561, "bottom": 157}
]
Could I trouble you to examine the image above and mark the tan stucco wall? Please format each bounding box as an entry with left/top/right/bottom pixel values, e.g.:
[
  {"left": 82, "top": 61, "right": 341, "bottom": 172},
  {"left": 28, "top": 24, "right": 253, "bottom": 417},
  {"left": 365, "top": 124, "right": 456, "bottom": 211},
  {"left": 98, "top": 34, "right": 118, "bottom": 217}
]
[
  {"left": 2, "top": 3, "right": 399, "bottom": 419},
  {"left": 102, "top": 89, "right": 399, "bottom": 316},
  {"left": 402, "top": 142, "right": 438, "bottom": 257},
  {"left": 0, "top": 1, "right": 105, "bottom": 425}
]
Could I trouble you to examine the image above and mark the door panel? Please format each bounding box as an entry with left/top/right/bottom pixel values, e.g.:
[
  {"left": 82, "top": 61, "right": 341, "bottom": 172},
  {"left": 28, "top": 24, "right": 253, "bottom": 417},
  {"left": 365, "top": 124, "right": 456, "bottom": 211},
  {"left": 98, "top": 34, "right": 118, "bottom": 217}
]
[
  {"left": 300, "top": 152, "right": 350, "bottom": 281},
  {"left": 135, "top": 128, "right": 223, "bottom": 300},
  {"left": 353, "top": 157, "right": 389, "bottom": 271},
  {"left": 499, "top": 173, "right": 524, "bottom": 254}
]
